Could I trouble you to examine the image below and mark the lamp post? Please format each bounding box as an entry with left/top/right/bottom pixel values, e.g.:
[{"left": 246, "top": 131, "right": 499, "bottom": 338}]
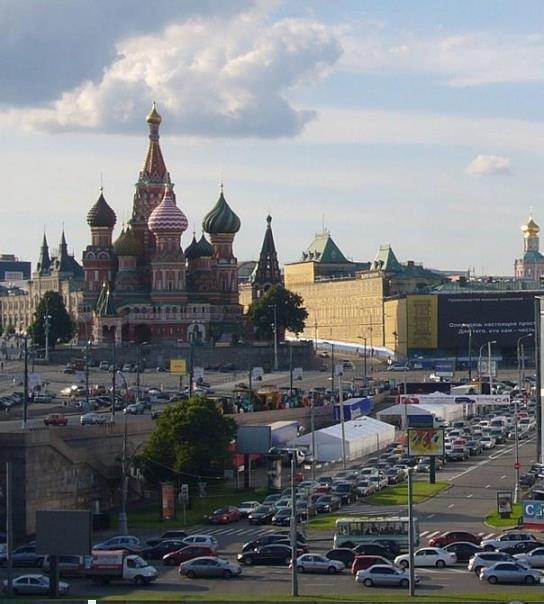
[
  {"left": 85, "top": 340, "right": 91, "bottom": 407},
  {"left": 110, "top": 339, "right": 117, "bottom": 422},
  {"left": 136, "top": 341, "right": 148, "bottom": 400},
  {"left": 488, "top": 340, "right": 496, "bottom": 395},
  {"left": 330, "top": 342, "right": 335, "bottom": 399},
  {"left": 270, "top": 304, "right": 279, "bottom": 372},
  {"left": 117, "top": 370, "right": 129, "bottom": 535},
  {"left": 515, "top": 333, "right": 533, "bottom": 503},
  {"left": 461, "top": 323, "right": 473, "bottom": 381},
  {"left": 288, "top": 340, "right": 293, "bottom": 408},
  {"left": 188, "top": 328, "right": 195, "bottom": 397},
  {"left": 357, "top": 336, "right": 368, "bottom": 388},
  {"left": 43, "top": 313, "right": 52, "bottom": 362}
]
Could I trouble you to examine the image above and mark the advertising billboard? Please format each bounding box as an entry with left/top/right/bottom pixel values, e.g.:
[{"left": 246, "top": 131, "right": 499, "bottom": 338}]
[
  {"left": 437, "top": 291, "right": 537, "bottom": 349},
  {"left": 407, "top": 428, "right": 445, "bottom": 456},
  {"left": 161, "top": 483, "right": 176, "bottom": 520},
  {"left": 170, "top": 358, "right": 186, "bottom": 375},
  {"left": 523, "top": 500, "right": 544, "bottom": 528}
]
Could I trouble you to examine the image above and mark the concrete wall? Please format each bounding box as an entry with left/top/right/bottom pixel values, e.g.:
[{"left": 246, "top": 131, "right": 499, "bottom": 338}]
[{"left": 0, "top": 404, "right": 335, "bottom": 539}]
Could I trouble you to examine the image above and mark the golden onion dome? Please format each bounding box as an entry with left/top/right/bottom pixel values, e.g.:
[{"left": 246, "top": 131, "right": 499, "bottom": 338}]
[
  {"left": 146, "top": 101, "right": 162, "bottom": 125},
  {"left": 522, "top": 214, "right": 540, "bottom": 236}
]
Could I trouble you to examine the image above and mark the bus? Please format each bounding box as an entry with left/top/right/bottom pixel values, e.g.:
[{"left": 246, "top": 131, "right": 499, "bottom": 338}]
[{"left": 333, "top": 516, "right": 419, "bottom": 551}]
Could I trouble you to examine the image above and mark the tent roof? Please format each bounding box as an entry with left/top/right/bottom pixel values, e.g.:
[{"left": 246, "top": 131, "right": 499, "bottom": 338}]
[
  {"left": 288, "top": 416, "right": 393, "bottom": 447},
  {"left": 378, "top": 404, "right": 432, "bottom": 416}
]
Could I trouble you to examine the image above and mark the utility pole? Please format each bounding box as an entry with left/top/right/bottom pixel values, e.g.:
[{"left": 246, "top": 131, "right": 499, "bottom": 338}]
[
  {"left": 290, "top": 455, "right": 298, "bottom": 597},
  {"left": 330, "top": 343, "right": 335, "bottom": 399},
  {"left": 310, "top": 403, "right": 316, "bottom": 482},
  {"left": 136, "top": 344, "right": 141, "bottom": 400},
  {"left": 289, "top": 341, "right": 293, "bottom": 407},
  {"left": 488, "top": 340, "right": 494, "bottom": 395},
  {"left": 119, "top": 372, "right": 128, "bottom": 535},
  {"left": 5, "top": 461, "right": 13, "bottom": 597},
  {"left": 22, "top": 335, "right": 28, "bottom": 430},
  {"left": 111, "top": 340, "right": 116, "bottom": 422},
  {"left": 407, "top": 467, "right": 416, "bottom": 597},
  {"left": 85, "top": 340, "right": 90, "bottom": 408},
  {"left": 363, "top": 337, "right": 368, "bottom": 388},
  {"left": 338, "top": 370, "right": 347, "bottom": 470},
  {"left": 43, "top": 311, "right": 51, "bottom": 363},
  {"left": 189, "top": 332, "right": 194, "bottom": 397},
  {"left": 272, "top": 304, "right": 278, "bottom": 371}
]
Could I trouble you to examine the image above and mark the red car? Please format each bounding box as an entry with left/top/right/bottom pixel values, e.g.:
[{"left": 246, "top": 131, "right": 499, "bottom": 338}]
[
  {"left": 205, "top": 506, "right": 241, "bottom": 525},
  {"left": 429, "top": 531, "right": 481, "bottom": 548},
  {"left": 44, "top": 414, "right": 68, "bottom": 426},
  {"left": 162, "top": 545, "right": 217, "bottom": 566},
  {"left": 351, "top": 555, "right": 392, "bottom": 574}
]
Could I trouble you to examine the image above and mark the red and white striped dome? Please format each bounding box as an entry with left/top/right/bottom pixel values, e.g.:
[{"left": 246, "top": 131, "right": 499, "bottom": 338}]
[{"left": 148, "top": 184, "right": 188, "bottom": 234}]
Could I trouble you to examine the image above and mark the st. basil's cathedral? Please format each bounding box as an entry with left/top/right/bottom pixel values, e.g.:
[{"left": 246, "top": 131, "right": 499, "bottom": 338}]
[{"left": 79, "top": 103, "right": 245, "bottom": 344}]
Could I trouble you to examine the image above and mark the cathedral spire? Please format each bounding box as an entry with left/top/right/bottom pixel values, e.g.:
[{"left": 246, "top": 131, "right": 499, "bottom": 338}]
[
  {"left": 140, "top": 102, "right": 169, "bottom": 184},
  {"left": 251, "top": 214, "right": 282, "bottom": 288},
  {"left": 37, "top": 232, "right": 51, "bottom": 274}
]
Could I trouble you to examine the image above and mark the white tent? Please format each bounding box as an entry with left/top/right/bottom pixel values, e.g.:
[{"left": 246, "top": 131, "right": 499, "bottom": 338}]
[
  {"left": 376, "top": 402, "right": 463, "bottom": 429},
  {"left": 287, "top": 416, "right": 395, "bottom": 463}
]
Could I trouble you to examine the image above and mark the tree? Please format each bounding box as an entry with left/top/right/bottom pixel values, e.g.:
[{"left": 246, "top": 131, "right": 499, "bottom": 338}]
[
  {"left": 136, "top": 396, "right": 236, "bottom": 484},
  {"left": 28, "top": 291, "right": 74, "bottom": 347},
  {"left": 248, "top": 285, "right": 308, "bottom": 339}
]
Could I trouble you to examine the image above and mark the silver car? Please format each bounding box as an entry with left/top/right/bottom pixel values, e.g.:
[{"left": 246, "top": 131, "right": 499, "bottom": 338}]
[
  {"left": 292, "top": 554, "right": 344, "bottom": 574},
  {"left": 179, "top": 557, "right": 241, "bottom": 579},
  {"left": 80, "top": 412, "right": 108, "bottom": 425},
  {"left": 479, "top": 562, "right": 542, "bottom": 584},
  {"left": 356, "top": 564, "right": 420, "bottom": 588},
  {"left": 515, "top": 546, "right": 544, "bottom": 568},
  {"left": 2, "top": 575, "right": 69, "bottom": 596}
]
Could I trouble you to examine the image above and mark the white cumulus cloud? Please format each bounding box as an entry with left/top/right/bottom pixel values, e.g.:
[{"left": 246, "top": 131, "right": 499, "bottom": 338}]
[
  {"left": 13, "top": 9, "right": 342, "bottom": 138},
  {"left": 465, "top": 154, "right": 511, "bottom": 176}
]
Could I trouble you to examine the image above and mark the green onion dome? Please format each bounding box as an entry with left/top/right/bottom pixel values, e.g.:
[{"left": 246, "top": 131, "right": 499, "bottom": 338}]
[
  {"left": 113, "top": 227, "right": 141, "bottom": 256},
  {"left": 202, "top": 187, "right": 240, "bottom": 235}
]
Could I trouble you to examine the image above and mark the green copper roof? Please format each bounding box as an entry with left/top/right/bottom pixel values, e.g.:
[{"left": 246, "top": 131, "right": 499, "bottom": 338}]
[
  {"left": 371, "top": 244, "right": 402, "bottom": 272},
  {"left": 523, "top": 250, "right": 544, "bottom": 261},
  {"left": 301, "top": 232, "right": 349, "bottom": 263},
  {"left": 202, "top": 188, "right": 241, "bottom": 235}
]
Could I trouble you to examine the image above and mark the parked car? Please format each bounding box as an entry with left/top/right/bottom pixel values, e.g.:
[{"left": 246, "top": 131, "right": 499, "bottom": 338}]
[
  {"left": 181, "top": 535, "right": 219, "bottom": 551},
  {"left": 351, "top": 555, "right": 392, "bottom": 574},
  {"left": 248, "top": 505, "right": 275, "bottom": 525},
  {"left": 479, "top": 561, "right": 542, "bottom": 584},
  {"left": 468, "top": 552, "right": 521, "bottom": 574},
  {"left": 0, "top": 544, "right": 44, "bottom": 568},
  {"left": 204, "top": 506, "right": 241, "bottom": 525},
  {"left": 242, "top": 534, "right": 305, "bottom": 553},
  {"left": 93, "top": 535, "right": 142, "bottom": 552},
  {"left": 163, "top": 545, "right": 217, "bottom": 566},
  {"left": 325, "top": 548, "right": 356, "bottom": 568},
  {"left": 355, "top": 564, "right": 419, "bottom": 588},
  {"left": 315, "top": 495, "right": 341, "bottom": 514},
  {"left": 395, "top": 547, "right": 456, "bottom": 568},
  {"left": 501, "top": 541, "right": 544, "bottom": 555},
  {"left": 44, "top": 414, "right": 68, "bottom": 427},
  {"left": 146, "top": 530, "right": 188, "bottom": 547},
  {"left": 353, "top": 543, "right": 394, "bottom": 560},
  {"left": 481, "top": 533, "right": 538, "bottom": 551},
  {"left": 2, "top": 575, "right": 69, "bottom": 596},
  {"left": 443, "top": 542, "right": 483, "bottom": 562},
  {"left": 292, "top": 554, "right": 344, "bottom": 574},
  {"left": 429, "top": 531, "right": 481, "bottom": 548},
  {"left": 124, "top": 402, "right": 145, "bottom": 415},
  {"left": 33, "top": 392, "right": 55, "bottom": 403},
  {"left": 179, "top": 557, "right": 241, "bottom": 579},
  {"left": 238, "top": 501, "right": 260, "bottom": 518},
  {"left": 331, "top": 482, "right": 355, "bottom": 504},
  {"left": 80, "top": 412, "right": 108, "bottom": 426},
  {"left": 141, "top": 540, "right": 187, "bottom": 560},
  {"left": 237, "top": 544, "right": 296, "bottom": 566}
]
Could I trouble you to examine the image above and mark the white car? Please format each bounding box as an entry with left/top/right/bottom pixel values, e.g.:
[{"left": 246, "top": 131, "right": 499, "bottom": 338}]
[
  {"left": 238, "top": 501, "right": 260, "bottom": 518},
  {"left": 2, "top": 575, "right": 69, "bottom": 596},
  {"left": 93, "top": 535, "right": 142, "bottom": 551},
  {"left": 292, "top": 554, "right": 344, "bottom": 574},
  {"left": 481, "top": 533, "right": 538, "bottom": 551},
  {"left": 181, "top": 535, "right": 219, "bottom": 551},
  {"left": 356, "top": 564, "right": 420, "bottom": 587},
  {"left": 480, "top": 436, "right": 496, "bottom": 450},
  {"left": 80, "top": 412, "right": 108, "bottom": 425},
  {"left": 395, "top": 547, "right": 457, "bottom": 568},
  {"left": 515, "top": 547, "right": 544, "bottom": 568}
]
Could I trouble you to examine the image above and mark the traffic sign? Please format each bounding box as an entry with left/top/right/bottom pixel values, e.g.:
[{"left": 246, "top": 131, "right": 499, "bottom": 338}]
[{"left": 514, "top": 462, "right": 521, "bottom": 470}]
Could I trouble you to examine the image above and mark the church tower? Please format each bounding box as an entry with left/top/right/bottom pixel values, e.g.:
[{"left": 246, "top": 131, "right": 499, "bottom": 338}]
[
  {"left": 514, "top": 212, "right": 544, "bottom": 281},
  {"left": 250, "top": 214, "right": 282, "bottom": 296}
]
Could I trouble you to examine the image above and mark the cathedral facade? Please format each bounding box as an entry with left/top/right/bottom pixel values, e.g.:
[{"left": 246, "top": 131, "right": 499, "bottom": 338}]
[{"left": 79, "top": 104, "right": 243, "bottom": 344}]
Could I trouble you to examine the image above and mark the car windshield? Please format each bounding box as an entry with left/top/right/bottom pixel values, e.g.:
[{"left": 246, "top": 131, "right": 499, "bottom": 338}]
[
  {"left": 254, "top": 506, "right": 269, "bottom": 513},
  {"left": 132, "top": 556, "right": 149, "bottom": 568}
]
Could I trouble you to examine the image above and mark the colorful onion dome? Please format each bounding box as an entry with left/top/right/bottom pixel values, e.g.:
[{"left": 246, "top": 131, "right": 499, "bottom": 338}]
[
  {"left": 202, "top": 185, "right": 241, "bottom": 235},
  {"left": 148, "top": 184, "right": 188, "bottom": 234},
  {"left": 198, "top": 234, "right": 215, "bottom": 257},
  {"left": 146, "top": 101, "right": 162, "bottom": 125},
  {"left": 113, "top": 227, "right": 141, "bottom": 256},
  {"left": 87, "top": 189, "right": 116, "bottom": 228}
]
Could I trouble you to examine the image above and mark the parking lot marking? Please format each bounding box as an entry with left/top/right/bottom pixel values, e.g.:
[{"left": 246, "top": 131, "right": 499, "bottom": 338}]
[
  {"left": 420, "top": 530, "right": 429, "bottom": 537},
  {"left": 500, "top": 474, "right": 507, "bottom": 479},
  {"left": 466, "top": 494, "right": 473, "bottom": 498},
  {"left": 483, "top": 533, "right": 495, "bottom": 540},
  {"left": 484, "top": 484, "right": 490, "bottom": 488},
  {"left": 426, "top": 531, "right": 441, "bottom": 539},
  {"left": 426, "top": 514, "right": 435, "bottom": 519},
  {"left": 447, "top": 503, "right": 455, "bottom": 508}
]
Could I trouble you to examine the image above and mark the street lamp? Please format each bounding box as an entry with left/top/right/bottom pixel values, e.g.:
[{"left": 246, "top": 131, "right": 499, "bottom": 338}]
[
  {"left": 514, "top": 333, "right": 533, "bottom": 503},
  {"left": 488, "top": 340, "right": 496, "bottom": 395},
  {"left": 478, "top": 341, "right": 496, "bottom": 394},
  {"left": 461, "top": 324, "right": 473, "bottom": 382},
  {"left": 324, "top": 341, "right": 346, "bottom": 470},
  {"left": 117, "top": 370, "right": 129, "bottom": 535},
  {"left": 85, "top": 340, "right": 92, "bottom": 407},
  {"left": 269, "top": 304, "right": 278, "bottom": 372},
  {"left": 357, "top": 336, "right": 368, "bottom": 388},
  {"left": 135, "top": 341, "right": 149, "bottom": 400}
]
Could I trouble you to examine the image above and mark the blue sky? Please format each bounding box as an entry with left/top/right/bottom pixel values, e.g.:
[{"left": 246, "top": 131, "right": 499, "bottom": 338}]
[{"left": 2, "top": 0, "right": 544, "bottom": 275}]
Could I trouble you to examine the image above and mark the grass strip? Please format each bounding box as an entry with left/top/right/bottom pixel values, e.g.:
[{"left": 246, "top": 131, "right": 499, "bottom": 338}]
[
  {"left": 485, "top": 502, "right": 523, "bottom": 528},
  {"left": 365, "top": 480, "right": 450, "bottom": 505}
]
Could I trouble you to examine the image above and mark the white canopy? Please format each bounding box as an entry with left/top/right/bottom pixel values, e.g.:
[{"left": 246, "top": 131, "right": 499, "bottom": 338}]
[
  {"left": 377, "top": 402, "right": 463, "bottom": 428},
  {"left": 287, "top": 416, "right": 395, "bottom": 463}
]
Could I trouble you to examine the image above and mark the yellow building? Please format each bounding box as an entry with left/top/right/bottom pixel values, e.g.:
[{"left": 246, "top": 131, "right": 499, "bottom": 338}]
[{"left": 284, "top": 232, "right": 443, "bottom": 353}]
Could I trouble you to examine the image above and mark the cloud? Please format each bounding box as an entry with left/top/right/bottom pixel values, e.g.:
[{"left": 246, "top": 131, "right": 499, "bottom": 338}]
[
  {"left": 340, "top": 27, "right": 544, "bottom": 87},
  {"left": 0, "top": 0, "right": 254, "bottom": 105},
  {"left": 10, "top": 8, "right": 341, "bottom": 138},
  {"left": 465, "top": 155, "right": 511, "bottom": 176},
  {"left": 302, "top": 107, "right": 544, "bottom": 151}
]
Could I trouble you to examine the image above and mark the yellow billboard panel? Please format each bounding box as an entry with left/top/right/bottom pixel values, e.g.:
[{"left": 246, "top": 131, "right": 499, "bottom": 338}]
[
  {"left": 170, "top": 358, "right": 187, "bottom": 376},
  {"left": 406, "top": 295, "right": 437, "bottom": 349},
  {"left": 407, "top": 428, "right": 444, "bottom": 456}
]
